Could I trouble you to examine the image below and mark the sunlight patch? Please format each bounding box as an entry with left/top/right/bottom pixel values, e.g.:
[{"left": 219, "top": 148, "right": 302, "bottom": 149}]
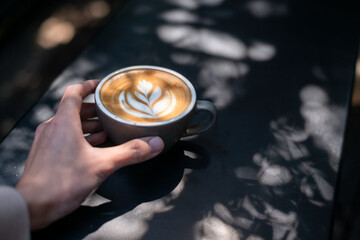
[
  {"left": 258, "top": 165, "right": 292, "bottom": 186},
  {"left": 248, "top": 41, "right": 276, "bottom": 61},
  {"left": 157, "top": 25, "right": 247, "bottom": 60},
  {"left": 194, "top": 216, "right": 242, "bottom": 240}
]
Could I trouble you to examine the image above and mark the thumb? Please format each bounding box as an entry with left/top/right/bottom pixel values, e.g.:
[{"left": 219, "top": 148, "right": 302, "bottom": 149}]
[{"left": 100, "top": 136, "right": 164, "bottom": 170}]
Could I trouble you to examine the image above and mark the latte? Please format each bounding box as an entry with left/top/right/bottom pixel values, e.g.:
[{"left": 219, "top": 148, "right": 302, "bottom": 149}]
[{"left": 99, "top": 69, "right": 192, "bottom": 123}]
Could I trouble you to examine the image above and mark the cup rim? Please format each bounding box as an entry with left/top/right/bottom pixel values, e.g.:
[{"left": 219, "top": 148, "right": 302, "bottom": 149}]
[{"left": 95, "top": 65, "right": 197, "bottom": 127}]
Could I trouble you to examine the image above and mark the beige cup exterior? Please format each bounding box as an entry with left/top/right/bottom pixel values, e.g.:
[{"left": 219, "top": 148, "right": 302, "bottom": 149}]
[{"left": 95, "top": 66, "right": 216, "bottom": 151}]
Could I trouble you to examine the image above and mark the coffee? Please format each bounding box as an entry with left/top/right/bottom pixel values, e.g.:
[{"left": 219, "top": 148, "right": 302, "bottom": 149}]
[
  {"left": 99, "top": 69, "right": 192, "bottom": 123},
  {"left": 95, "top": 66, "right": 216, "bottom": 149}
]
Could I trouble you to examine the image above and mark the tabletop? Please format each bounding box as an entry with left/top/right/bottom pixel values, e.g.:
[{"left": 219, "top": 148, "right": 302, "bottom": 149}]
[{"left": 0, "top": 0, "right": 358, "bottom": 239}]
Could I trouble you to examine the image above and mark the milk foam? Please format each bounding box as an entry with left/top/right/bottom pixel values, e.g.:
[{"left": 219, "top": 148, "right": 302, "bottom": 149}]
[
  {"left": 99, "top": 69, "right": 192, "bottom": 123},
  {"left": 119, "top": 80, "right": 177, "bottom": 119}
]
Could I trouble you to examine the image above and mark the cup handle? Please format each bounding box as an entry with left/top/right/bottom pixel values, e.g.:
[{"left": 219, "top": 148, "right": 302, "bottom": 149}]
[{"left": 184, "top": 100, "right": 217, "bottom": 137}]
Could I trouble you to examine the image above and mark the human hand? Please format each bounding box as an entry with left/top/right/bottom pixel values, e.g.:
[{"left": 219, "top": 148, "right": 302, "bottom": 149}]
[{"left": 15, "top": 80, "right": 164, "bottom": 230}]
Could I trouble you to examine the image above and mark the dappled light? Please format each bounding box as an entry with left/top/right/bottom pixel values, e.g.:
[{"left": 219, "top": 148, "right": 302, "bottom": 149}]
[
  {"left": 194, "top": 216, "right": 241, "bottom": 240},
  {"left": 213, "top": 203, "right": 234, "bottom": 224},
  {"left": 240, "top": 196, "right": 298, "bottom": 240},
  {"left": 84, "top": 172, "right": 188, "bottom": 239},
  {"left": 70, "top": 0, "right": 313, "bottom": 239},
  {"left": 228, "top": 83, "right": 341, "bottom": 237},
  {"left": 300, "top": 85, "right": 344, "bottom": 171},
  {"left": 87, "top": 213, "right": 149, "bottom": 240},
  {"left": 36, "top": 0, "right": 110, "bottom": 49},
  {"left": 32, "top": 104, "right": 55, "bottom": 123},
  {"left": 1, "top": 0, "right": 354, "bottom": 239},
  {"left": 157, "top": 25, "right": 247, "bottom": 60},
  {"left": 248, "top": 91, "right": 337, "bottom": 203},
  {"left": 166, "top": 0, "right": 225, "bottom": 10},
  {"left": 198, "top": 59, "right": 248, "bottom": 109},
  {"left": 160, "top": 10, "right": 200, "bottom": 24},
  {"left": 245, "top": 0, "right": 288, "bottom": 19},
  {"left": 264, "top": 204, "right": 297, "bottom": 240},
  {"left": 247, "top": 41, "right": 276, "bottom": 62},
  {"left": 300, "top": 85, "right": 329, "bottom": 104},
  {"left": 247, "top": 235, "right": 264, "bottom": 240},
  {"left": 0, "top": 127, "right": 31, "bottom": 185},
  {"left": 299, "top": 162, "right": 334, "bottom": 202},
  {"left": 258, "top": 164, "right": 292, "bottom": 186},
  {"left": 82, "top": 192, "right": 111, "bottom": 207},
  {"left": 170, "top": 52, "right": 198, "bottom": 65},
  {"left": 156, "top": 1, "right": 276, "bottom": 111},
  {"left": 251, "top": 118, "right": 309, "bottom": 168},
  {"left": 87, "top": 0, "right": 110, "bottom": 19},
  {"left": 37, "top": 17, "right": 76, "bottom": 49}
]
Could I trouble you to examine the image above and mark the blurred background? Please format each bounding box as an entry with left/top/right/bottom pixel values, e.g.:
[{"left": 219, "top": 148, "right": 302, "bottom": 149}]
[
  {"left": 0, "top": 0, "right": 359, "bottom": 239},
  {"left": 0, "top": 0, "right": 126, "bottom": 140}
]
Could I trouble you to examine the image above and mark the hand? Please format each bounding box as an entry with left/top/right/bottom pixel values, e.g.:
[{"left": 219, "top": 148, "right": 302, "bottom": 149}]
[{"left": 15, "top": 80, "right": 164, "bottom": 230}]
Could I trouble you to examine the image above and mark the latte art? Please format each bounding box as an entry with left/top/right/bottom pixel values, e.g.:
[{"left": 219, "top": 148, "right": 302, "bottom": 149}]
[
  {"left": 119, "top": 80, "right": 177, "bottom": 119},
  {"left": 99, "top": 69, "right": 192, "bottom": 123}
]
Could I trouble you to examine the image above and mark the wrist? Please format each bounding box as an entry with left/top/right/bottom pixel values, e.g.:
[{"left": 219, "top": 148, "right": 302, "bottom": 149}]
[{"left": 16, "top": 183, "right": 54, "bottom": 230}]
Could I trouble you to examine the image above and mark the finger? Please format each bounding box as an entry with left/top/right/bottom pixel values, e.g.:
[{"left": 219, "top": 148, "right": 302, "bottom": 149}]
[
  {"left": 80, "top": 102, "right": 98, "bottom": 120},
  {"left": 85, "top": 131, "right": 107, "bottom": 146},
  {"left": 99, "top": 137, "right": 164, "bottom": 170},
  {"left": 82, "top": 120, "right": 103, "bottom": 134},
  {"left": 57, "top": 80, "right": 100, "bottom": 117}
]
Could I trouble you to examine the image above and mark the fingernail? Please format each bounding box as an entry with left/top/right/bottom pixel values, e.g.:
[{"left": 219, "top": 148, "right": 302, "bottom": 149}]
[{"left": 148, "top": 137, "right": 164, "bottom": 153}]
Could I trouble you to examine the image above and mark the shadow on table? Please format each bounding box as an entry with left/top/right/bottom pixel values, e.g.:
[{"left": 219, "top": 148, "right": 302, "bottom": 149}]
[
  {"left": 31, "top": 140, "right": 210, "bottom": 239},
  {"left": 3, "top": 0, "right": 356, "bottom": 239}
]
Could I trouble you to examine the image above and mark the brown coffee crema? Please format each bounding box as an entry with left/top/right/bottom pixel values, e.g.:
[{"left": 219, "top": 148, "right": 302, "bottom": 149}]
[{"left": 100, "top": 69, "right": 192, "bottom": 123}]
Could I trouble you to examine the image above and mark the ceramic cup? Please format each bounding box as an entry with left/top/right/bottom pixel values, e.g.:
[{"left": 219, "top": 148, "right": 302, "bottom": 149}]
[{"left": 95, "top": 65, "right": 216, "bottom": 150}]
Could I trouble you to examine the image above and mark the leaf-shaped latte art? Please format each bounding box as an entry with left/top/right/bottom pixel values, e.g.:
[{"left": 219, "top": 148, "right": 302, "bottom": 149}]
[
  {"left": 100, "top": 69, "right": 192, "bottom": 122},
  {"left": 137, "top": 80, "right": 152, "bottom": 97},
  {"left": 118, "top": 80, "right": 177, "bottom": 119},
  {"left": 149, "top": 87, "right": 162, "bottom": 104}
]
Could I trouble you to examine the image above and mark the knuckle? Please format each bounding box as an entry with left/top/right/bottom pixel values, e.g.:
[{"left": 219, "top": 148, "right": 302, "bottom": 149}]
[
  {"left": 45, "top": 117, "right": 63, "bottom": 134},
  {"left": 64, "top": 85, "right": 75, "bottom": 94},
  {"left": 50, "top": 116, "right": 62, "bottom": 127},
  {"left": 35, "top": 122, "right": 46, "bottom": 135},
  {"left": 66, "top": 84, "right": 79, "bottom": 91},
  {"left": 62, "top": 94, "right": 78, "bottom": 107},
  {"left": 64, "top": 84, "right": 81, "bottom": 96}
]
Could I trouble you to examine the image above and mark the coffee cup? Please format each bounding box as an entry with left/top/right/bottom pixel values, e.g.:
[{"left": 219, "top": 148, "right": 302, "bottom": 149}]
[{"left": 95, "top": 65, "right": 216, "bottom": 150}]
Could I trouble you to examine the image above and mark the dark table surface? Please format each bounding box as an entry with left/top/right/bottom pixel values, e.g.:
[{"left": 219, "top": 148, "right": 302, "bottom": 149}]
[{"left": 0, "top": 0, "right": 359, "bottom": 239}]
